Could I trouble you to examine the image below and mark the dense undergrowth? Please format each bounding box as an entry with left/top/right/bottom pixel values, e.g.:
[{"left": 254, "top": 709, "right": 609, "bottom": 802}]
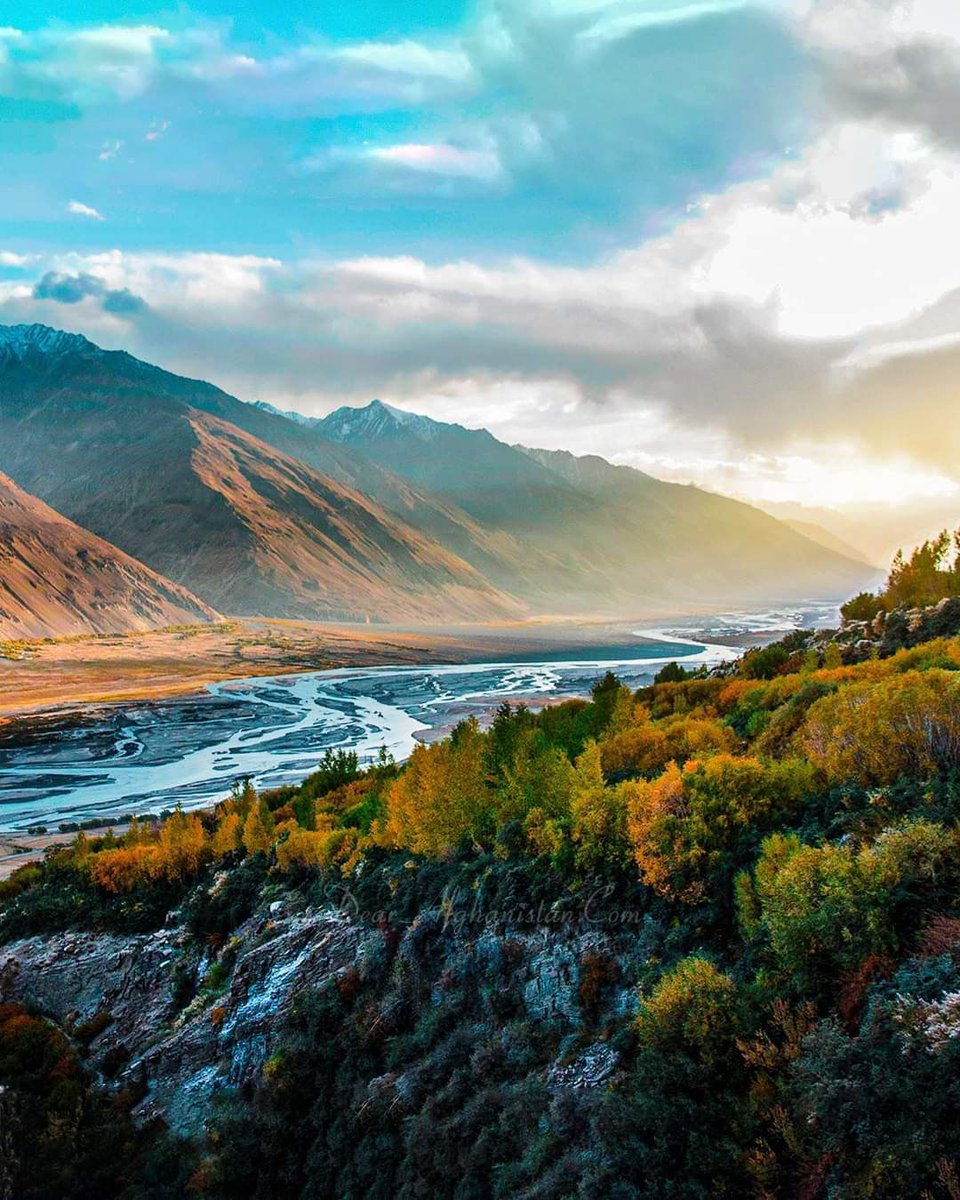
[{"left": 5, "top": 592, "right": 960, "bottom": 1195}]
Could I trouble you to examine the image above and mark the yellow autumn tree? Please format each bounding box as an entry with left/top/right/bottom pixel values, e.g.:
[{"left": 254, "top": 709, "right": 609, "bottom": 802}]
[
  {"left": 276, "top": 824, "right": 360, "bottom": 874},
  {"left": 212, "top": 809, "right": 243, "bottom": 857},
  {"left": 242, "top": 799, "right": 275, "bottom": 856},
  {"left": 801, "top": 669, "right": 960, "bottom": 785},
  {"left": 381, "top": 717, "right": 489, "bottom": 855},
  {"left": 570, "top": 742, "right": 630, "bottom": 870},
  {"left": 152, "top": 807, "right": 209, "bottom": 882},
  {"left": 636, "top": 956, "right": 741, "bottom": 1066},
  {"left": 601, "top": 713, "right": 736, "bottom": 779}
]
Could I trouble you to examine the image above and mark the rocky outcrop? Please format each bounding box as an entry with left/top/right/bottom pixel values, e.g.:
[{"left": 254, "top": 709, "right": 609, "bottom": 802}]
[
  {"left": 0, "top": 894, "right": 643, "bottom": 1137},
  {"left": 0, "top": 910, "right": 374, "bottom": 1135},
  {"left": 833, "top": 596, "right": 960, "bottom": 662}
]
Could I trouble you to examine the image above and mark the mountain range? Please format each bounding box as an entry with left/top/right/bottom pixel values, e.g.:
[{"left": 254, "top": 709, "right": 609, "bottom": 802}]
[{"left": 0, "top": 324, "right": 873, "bottom": 637}]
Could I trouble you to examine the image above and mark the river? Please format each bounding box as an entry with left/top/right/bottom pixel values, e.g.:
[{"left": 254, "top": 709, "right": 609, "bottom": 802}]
[
  {"left": 0, "top": 605, "right": 838, "bottom": 833},
  {"left": 0, "top": 635, "right": 743, "bottom": 831}
]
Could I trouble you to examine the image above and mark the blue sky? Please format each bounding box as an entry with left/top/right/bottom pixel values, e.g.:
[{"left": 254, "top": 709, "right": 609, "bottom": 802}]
[
  {"left": 5, "top": 1, "right": 473, "bottom": 39},
  {"left": 0, "top": 1, "right": 809, "bottom": 260},
  {"left": 1, "top": 0, "right": 960, "bottom": 547}
]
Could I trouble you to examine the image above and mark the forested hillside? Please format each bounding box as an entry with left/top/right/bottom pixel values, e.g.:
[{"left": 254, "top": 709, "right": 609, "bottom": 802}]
[{"left": 3, "top": 562, "right": 960, "bottom": 1196}]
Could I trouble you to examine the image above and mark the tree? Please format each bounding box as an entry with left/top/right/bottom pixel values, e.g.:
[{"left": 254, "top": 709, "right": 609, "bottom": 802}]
[
  {"left": 636, "top": 956, "right": 743, "bottom": 1066},
  {"left": 841, "top": 591, "right": 884, "bottom": 623},
  {"left": 741, "top": 833, "right": 888, "bottom": 990},
  {"left": 885, "top": 529, "right": 959, "bottom": 609},
  {"left": 212, "top": 810, "right": 243, "bottom": 857},
  {"left": 381, "top": 718, "right": 489, "bottom": 854},
  {"left": 276, "top": 825, "right": 359, "bottom": 874},
  {"left": 626, "top": 755, "right": 815, "bottom": 903},
  {"left": 494, "top": 732, "right": 574, "bottom": 826},
  {"left": 569, "top": 742, "right": 630, "bottom": 870},
  {"left": 654, "top": 661, "right": 695, "bottom": 685},
  {"left": 242, "top": 800, "right": 275, "bottom": 856},
  {"left": 154, "top": 806, "right": 208, "bottom": 882},
  {"left": 88, "top": 844, "right": 155, "bottom": 893},
  {"left": 601, "top": 712, "right": 736, "bottom": 780},
  {"left": 588, "top": 672, "right": 625, "bottom": 736},
  {"left": 801, "top": 669, "right": 960, "bottom": 784}
]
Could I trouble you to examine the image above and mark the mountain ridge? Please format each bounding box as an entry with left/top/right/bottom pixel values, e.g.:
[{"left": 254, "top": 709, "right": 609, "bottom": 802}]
[
  {"left": 315, "top": 396, "right": 874, "bottom": 608},
  {"left": 0, "top": 471, "right": 221, "bottom": 639},
  {"left": 0, "top": 325, "right": 518, "bottom": 623}
]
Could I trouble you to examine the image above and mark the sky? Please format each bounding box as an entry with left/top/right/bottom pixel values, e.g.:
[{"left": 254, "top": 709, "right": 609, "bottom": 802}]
[{"left": 0, "top": 0, "right": 959, "bottom": 560}]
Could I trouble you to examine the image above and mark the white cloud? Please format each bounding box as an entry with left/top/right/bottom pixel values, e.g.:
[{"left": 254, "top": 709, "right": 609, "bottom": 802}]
[
  {"left": 368, "top": 142, "right": 503, "bottom": 181},
  {"left": 3, "top": 1, "right": 960, "bottom": 520},
  {"left": 577, "top": 0, "right": 748, "bottom": 41},
  {"left": 67, "top": 200, "right": 105, "bottom": 221},
  {"left": 0, "top": 21, "right": 478, "bottom": 112},
  {"left": 34, "top": 24, "right": 171, "bottom": 102},
  {"left": 800, "top": 0, "right": 960, "bottom": 146},
  {"left": 334, "top": 40, "right": 475, "bottom": 82}
]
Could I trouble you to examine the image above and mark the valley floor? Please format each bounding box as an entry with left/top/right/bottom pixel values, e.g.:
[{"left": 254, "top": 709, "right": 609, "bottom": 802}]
[
  {"left": 0, "top": 616, "right": 654, "bottom": 880},
  {"left": 0, "top": 616, "right": 638, "bottom": 725}
]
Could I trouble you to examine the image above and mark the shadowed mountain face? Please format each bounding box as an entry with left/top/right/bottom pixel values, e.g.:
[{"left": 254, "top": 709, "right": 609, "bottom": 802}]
[
  {"left": 0, "top": 472, "right": 220, "bottom": 639},
  {"left": 0, "top": 324, "right": 873, "bottom": 622}
]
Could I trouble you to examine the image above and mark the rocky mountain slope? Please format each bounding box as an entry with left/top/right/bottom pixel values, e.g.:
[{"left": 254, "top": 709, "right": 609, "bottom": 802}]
[
  {"left": 0, "top": 881, "right": 635, "bottom": 1140},
  {"left": 0, "top": 324, "right": 874, "bottom": 621},
  {"left": 0, "top": 325, "right": 516, "bottom": 623},
  {"left": 320, "top": 401, "right": 874, "bottom": 609},
  {"left": 0, "top": 472, "right": 220, "bottom": 638}
]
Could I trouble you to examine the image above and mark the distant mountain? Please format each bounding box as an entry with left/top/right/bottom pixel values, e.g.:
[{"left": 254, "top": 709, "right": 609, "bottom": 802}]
[
  {"left": 781, "top": 519, "right": 872, "bottom": 566},
  {"left": 250, "top": 400, "right": 317, "bottom": 426},
  {"left": 519, "top": 445, "right": 877, "bottom": 603},
  {"left": 0, "top": 325, "right": 517, "bottom": 623},
  {"left": 0, "top": 324, "right": 874, "bottom": 622},
  {"left": 0, "top": 471, "right": 220, "bottom": 639},
  {"left": 318, "top": 399, "right": 874, "bottom": 609},
  {"left": 317, "top": 401, "right": 668, "bottom": 609},
  {"left": 319, "top": 401, "right": 585, "bottom": 526}
]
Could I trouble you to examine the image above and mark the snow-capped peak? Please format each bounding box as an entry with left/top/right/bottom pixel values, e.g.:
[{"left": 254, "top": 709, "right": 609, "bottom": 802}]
[
  {"left": 321, "top": 399, "right": 441, "bottom": 443},
  {"left": 251, "top": 400, "right": 319, "bottom": 426},
  {"left": 0, "top": 323, "right": 97, "bottom": 362}
]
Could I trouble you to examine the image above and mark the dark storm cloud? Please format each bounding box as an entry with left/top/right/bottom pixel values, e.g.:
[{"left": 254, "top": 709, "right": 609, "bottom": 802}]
[{"left": 33, "top": 272, "right": 147, "bottom": 316}]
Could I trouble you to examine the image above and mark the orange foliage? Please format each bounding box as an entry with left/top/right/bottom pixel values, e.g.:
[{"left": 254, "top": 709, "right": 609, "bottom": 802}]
[
  {"left": 625, "top": 755, "right": 814, "bottom": 902},
  {"left": 88, "top": 844, "right": 157, "bottom": 893},
  {"left": 154, "top": 809, "right": 208, "bottom": 881},
  {"left": 88, "top": 807, "right": 209, "bottom": 892},
  {"left": 601, "top": 713, "right": 737, "bottom": 778}
]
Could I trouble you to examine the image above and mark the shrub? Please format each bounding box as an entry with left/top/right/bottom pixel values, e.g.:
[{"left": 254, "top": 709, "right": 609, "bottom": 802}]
[
  {"left": 625, "top": 755, "right": 815, "bottom": 903},
  {"left": 801, "top": 670, "right": 960, "bottom": 784}
]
